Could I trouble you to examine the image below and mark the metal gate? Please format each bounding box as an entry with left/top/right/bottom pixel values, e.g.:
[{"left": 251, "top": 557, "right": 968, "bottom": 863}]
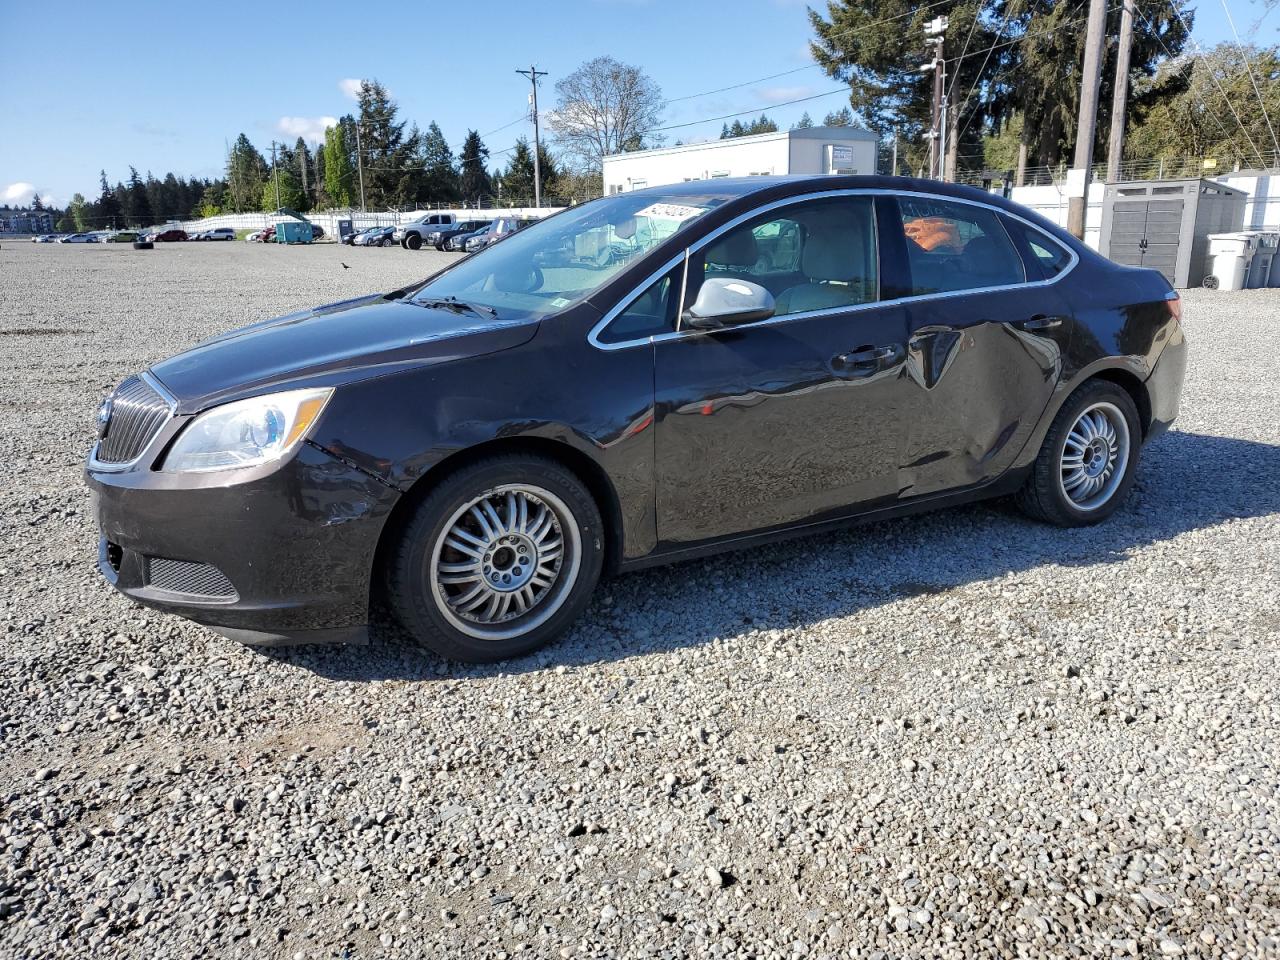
[{"left": 1107, "top": 199, "right": 1183, "bottom": 283}]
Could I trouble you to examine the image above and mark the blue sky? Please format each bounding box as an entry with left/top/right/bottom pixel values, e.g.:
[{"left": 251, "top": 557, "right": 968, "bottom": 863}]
[{"left": 1, "top": 0, "right": 1273, "bottom": 208}]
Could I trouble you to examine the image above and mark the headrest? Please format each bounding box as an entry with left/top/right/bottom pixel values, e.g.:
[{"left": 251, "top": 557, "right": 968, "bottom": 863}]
[
  {"left": 705, "top": 229, "right": 758, "bottom": 267},
  {"left": 802, "top": 224, "right": 866, "bottom": 281}
]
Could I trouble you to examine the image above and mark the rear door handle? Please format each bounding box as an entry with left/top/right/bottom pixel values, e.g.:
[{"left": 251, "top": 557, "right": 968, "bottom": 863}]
[
  {"left": 836, "top": 344, "right": 897, "bottom": 366},
  {"left": 1017, "top": 315, "right": 1064, "bottom": 332}
]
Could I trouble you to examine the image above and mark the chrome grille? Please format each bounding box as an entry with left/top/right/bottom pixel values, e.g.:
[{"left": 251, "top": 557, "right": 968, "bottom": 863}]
[
  {"left": 146, "top": 557, "right": 238, "bottom": 600},
  {"left": 97, "top": 375, "right": 171, "bottom": 464}
]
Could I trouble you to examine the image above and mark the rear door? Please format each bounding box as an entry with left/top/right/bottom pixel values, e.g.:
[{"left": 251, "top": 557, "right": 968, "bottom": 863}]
[{"left": 885, "top": 194, "right": 1076, "bottom": 499}]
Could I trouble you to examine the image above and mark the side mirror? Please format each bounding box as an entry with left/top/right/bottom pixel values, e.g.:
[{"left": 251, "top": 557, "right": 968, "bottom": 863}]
[{"left": 683, "top": 277, "right": 775, "bottom": 330}]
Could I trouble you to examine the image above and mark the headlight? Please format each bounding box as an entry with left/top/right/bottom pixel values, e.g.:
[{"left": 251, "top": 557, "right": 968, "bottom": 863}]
[{"left": 161, "top": 388, "right": 332, "bottom": 472}]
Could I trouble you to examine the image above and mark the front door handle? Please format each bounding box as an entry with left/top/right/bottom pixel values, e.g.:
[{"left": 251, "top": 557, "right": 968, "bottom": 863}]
[
  {"left": 1017, "top": 315, "right": 1064, "bottom": 332},
  {"left": 836, "top": 344, "right": 897, "bottom": 366}
]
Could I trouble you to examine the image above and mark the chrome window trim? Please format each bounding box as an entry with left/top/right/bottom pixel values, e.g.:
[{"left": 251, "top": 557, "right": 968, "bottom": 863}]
[
  {"left": 87, "top": 370, "right": 178, "bottom": 473},
  {"left": 586, "top": 187, "right": 1081, "bottom": 351}
]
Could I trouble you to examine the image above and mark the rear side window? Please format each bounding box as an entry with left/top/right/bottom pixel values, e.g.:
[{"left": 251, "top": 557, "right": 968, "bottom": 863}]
[
  {"left": 896, "top": 196, "right": 1024, "bottom": 295},
  {"left": 1002, "top": 215, "right": 1073, "bottom": 279}
]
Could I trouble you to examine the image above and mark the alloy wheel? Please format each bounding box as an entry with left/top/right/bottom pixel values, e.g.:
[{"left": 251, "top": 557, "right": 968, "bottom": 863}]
[
  {"left": 1057, "top": 401, "right": 1131, "bottom": 511},
  {"left": 429, "top": 484, "right": 581, "bottom": 641}
]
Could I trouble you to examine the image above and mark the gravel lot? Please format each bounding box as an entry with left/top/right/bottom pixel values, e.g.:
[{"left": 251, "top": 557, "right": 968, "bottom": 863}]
[{"left": 2, "top": 240, "right": 1278, "bottom": 959}]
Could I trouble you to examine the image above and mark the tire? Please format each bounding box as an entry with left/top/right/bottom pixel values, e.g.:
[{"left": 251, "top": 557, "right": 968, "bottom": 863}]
[
  {"left": 406, "top": 233, "right": 422, "bottom": 251},
  {"left": 1016, "top": 379, "right": 1142, "bottom": 527},
  {"left": 385, "top": 455, "right": 604, "bottom": 662},
  {"left": 435, "top": 243, "right": 444, "bottom": 251},
  {"left": 132, "top": 241, "right": 153, "bottom": 250}
]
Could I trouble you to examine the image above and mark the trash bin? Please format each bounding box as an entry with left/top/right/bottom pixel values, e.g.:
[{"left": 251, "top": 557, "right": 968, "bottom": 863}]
[
  {"left": 1203, "top": 232, "right": 1257, "bottom": 290},
  {"left": 1250, "top": 232, "right": 1278, "bottom": 288}
]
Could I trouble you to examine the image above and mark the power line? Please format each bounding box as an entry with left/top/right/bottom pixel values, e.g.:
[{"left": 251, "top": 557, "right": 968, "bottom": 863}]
[
  {"left": 662, "top": 0, "right": 956, "bottom": 107},
  {"left": 1131, "top": 0, "right": 1238, "bottom": 150},
  {"left": 648, "top": 88, "right": 851, "bottom": 135},
  {"left": 1165, "top": 0, "right": 1268, "bottom": 165},
  {"left": 1218, "top": 0, "right": 1280, "bottom": 156}
]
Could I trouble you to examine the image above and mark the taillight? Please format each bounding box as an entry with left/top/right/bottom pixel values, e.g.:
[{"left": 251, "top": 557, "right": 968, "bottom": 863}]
[{"left": 1165, "top": 290, "right": 1182, "bottom": 325}]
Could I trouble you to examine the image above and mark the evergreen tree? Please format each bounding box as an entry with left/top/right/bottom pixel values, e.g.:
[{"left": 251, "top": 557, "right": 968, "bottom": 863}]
[
  {"left": 458, "top": 130, "right": 492, "bottom": 205},
  {"left": 498, "top": 138, "right": 563, "bottom": 205},
  {"left": 809, "top": 0, "right": 1191, "bottom": 174},
  {"left": 793, "top": 112, "right": 814, "bottom": 130},
  {"left": 31, "top": 193, "right": 44, "bottom": 211},
  {"left": 355, "top": 80, "right": 421, "bottom": 208},
  {"left": 226, "top": 134, "right": 266, "bottom": 212},
  {"left": 294, "top": 137, "right": 313, "bottom": 206},
  {"left": 96, "top": 171, "right": 122, "bottom": 228},
  {"left": 420, "top": 122, "right": 459, "bottom": 204},
  {"left": 823, "top": 107, "right": 853, "bottom": 127}
]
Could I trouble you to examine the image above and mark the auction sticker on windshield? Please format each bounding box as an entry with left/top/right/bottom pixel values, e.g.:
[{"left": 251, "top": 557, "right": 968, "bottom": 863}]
[{"left": 634, "top": 203, "right": 709, "bottom": 222}]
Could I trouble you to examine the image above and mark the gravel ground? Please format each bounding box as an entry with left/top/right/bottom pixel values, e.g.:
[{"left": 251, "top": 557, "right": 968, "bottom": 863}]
[{"left": 1, "top": 241, "right": 1278, "bottom": 960}]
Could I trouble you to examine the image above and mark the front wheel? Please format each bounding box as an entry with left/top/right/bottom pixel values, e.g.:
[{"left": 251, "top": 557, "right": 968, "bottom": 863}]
[
  {"left": 385, "top": 456, "right": 604, "bottom": 661},
  {"left": 1016, "top": 380, "right": 1141, "bottom": 526},
  {"left": 406, "top": 233, "right": 422, "bottom": 250}
]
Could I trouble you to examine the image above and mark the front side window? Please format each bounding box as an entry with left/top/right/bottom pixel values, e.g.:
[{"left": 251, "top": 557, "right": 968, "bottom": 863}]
[
  {"left": 412, "top": 192, "right": 730, "bottom": 318},
  {"left": 685, "top": 195, "right": 879, "bottom": 318},
  {"left": 897, "top": 196, "right": 1024, "bottom": 295}
]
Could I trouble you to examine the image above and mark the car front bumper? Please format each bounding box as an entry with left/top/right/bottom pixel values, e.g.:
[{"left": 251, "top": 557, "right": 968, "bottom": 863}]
[{"left": 87, "top": 442, "right": 401, "bottom": 645}]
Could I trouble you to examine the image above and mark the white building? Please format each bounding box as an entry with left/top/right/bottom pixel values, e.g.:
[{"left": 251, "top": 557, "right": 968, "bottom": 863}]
[{"left": 602, "top": 126, "right": 880, "bottom": 194}]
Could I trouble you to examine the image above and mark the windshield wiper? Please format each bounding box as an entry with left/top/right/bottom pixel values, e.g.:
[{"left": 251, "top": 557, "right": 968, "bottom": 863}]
[{"left": 416, "top": 296, "right": 497, "bottom": 318}]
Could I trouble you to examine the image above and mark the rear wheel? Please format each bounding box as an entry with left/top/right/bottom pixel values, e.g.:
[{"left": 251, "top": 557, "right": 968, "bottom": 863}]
[
  {"left": 1016, "top": 380, "right": 1141, "bottom": 526},
  {"left": 406, "top": 233, "right": 422, "bottom": 251},
  {"left": 386, "top": 456, "right": 604, "bottom": 661}
]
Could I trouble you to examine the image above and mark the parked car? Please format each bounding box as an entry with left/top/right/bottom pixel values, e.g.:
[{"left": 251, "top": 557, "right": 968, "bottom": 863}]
[
  {"left": 86, "top": 175, "right": 1186, "bottom": 662},
  {"left": 105, "top": 231, "right": 139, "bottom": 243},
  {"left": 464, "top": 217, "right": 534, "bottom": 253},
  {"left": 143, "top": 228, "right": 188, "bottom": 242},
  {"left": 426, "top": 219, "right": 491, "bottom": 251},
  {"left": 57, "top": 233, "right": 94, "bottom": 243},
  {"left": 446, "top": 223, "right": 490, "bottom": 251},
  {"left": 32, "top": 234, "right": 57, "bottom": 242},
  {"left": 207, "top": 227, "right": 236, "bottom": 241},
  {"left": 247, "top": 227, "right": 276, "bottom": 243},
  {"left": 353, "top": 226, "right": 395, "bottom": 247},
  {"left": 393, "top": 213, "right": 456, "bottom": 250}
]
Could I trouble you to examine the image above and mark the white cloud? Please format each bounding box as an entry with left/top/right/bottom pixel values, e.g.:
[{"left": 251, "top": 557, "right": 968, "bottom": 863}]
[
  {"left": 339, "top": 78, "right": 363, "bottom": 100},
  {"left": 276, "top": 116, "right": 339, "bottom": 143},
  {"left": 2, "top": 181, "right": 57, "bottom": 208}
]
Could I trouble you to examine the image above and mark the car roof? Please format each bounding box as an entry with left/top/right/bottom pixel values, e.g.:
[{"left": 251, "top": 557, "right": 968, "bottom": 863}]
[{"left": 621, "top": 174, "right": 1082, "bottom": 250}]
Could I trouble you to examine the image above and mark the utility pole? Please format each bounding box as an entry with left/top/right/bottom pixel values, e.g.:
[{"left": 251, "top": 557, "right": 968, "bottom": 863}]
[
  {"left": 271, "top": 141, "right": 281, "bottom": 211},
  {"left": 516, "top": 64, "right": 548, "bottom": 208},
  {"left": 1106, "top": 0, "right": 1136, "bottom": 184},
  {"left": 922, "top": 16, "right": 948, "bottom": 179},
  {"left": 355, "top": 123, "right": 367, "bottom": 212},
  {"left": 1067, "top": 0, "right": 1109, "bottom": 239},
  {"left": 891, "top": 130, "right": 898, "bottom": 177}
]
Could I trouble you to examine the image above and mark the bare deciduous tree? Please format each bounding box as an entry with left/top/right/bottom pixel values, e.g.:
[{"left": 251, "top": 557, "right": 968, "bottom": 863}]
[{"left": 547, "top": 57, "right": 665, "bottom": 171}]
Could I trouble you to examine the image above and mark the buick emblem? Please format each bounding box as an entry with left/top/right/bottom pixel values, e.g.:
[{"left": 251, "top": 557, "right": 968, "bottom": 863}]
[{"left": 95, "top": 396, "right": 113, "bottom": 439}]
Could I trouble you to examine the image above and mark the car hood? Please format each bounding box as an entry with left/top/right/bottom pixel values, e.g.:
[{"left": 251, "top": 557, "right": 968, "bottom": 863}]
[{"left": 150, "top": 293, "right": 539, "bottom": 413}]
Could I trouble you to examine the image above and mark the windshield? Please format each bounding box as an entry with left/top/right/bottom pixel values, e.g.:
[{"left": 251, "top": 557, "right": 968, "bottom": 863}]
[{"left": 410, "top": 191, "right": 730, "bottom": 318}]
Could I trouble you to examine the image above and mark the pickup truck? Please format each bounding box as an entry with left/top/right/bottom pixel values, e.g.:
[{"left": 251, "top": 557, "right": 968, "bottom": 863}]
[{"left": 393, "top": 213, "right": 456, "bottom": 250}]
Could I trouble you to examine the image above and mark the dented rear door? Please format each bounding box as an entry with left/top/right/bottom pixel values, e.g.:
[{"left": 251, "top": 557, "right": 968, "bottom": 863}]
[
  {"left": 881, "top": 194, "right": 1074, "bottom": 500},
  {"left": 897, "top": 285, "right": 1073, "bottom": 498}
]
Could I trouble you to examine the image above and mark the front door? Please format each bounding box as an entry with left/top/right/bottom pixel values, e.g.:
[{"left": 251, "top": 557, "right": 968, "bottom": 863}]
[{"left": 652, "top": 194, "right": 914, "bottom": 547}]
